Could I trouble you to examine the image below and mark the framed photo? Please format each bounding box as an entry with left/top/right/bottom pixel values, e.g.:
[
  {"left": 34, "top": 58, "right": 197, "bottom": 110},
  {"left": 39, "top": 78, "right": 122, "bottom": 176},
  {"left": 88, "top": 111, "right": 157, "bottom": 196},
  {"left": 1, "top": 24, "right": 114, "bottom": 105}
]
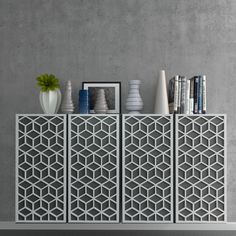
[{"left": 82, "top": 82, "right": 121, "bottom": 114}]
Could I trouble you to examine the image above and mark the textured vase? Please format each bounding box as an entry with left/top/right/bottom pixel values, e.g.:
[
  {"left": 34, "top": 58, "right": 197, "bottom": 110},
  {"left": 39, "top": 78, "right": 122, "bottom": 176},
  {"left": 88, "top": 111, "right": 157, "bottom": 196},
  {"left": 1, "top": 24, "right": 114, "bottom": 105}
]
[
  {"left": 39, "top": 89, "right": 61, "bottom": 114},
  {"left": 61, "top": 80, "right": 74, "bottom": 114},
  {"left": 126, "top": 80, "right": 143, "bottom": 114},
  {"left": 94, "top": 89, "right": 108, "bottom": 114},
  {"left": 153, "top": 70, "right": 169, "bottom": 114}
]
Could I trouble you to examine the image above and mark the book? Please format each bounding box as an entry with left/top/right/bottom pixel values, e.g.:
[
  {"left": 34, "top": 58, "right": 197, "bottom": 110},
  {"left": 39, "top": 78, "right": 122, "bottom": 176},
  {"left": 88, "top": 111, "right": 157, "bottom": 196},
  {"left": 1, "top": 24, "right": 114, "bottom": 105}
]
[
  {"left": 168, "top": 77, "right": 175, "bottom": 114},
  {"left": 177, "top": 76, "right": 182, "bottom": 114},
  {"left": 173, "top": 75, "right": 179, "bottom": 113},
  {"left": 180, "top": 76, "right": 187, "bottom": 114},
  {"left": 194, "top": 76, "right": 199, "bottom": 114},
  {"left": 202, "top": 75, "right": 206, "bottom": 114},
  {"left": 198, "top": 76, "right": 203, "bottom": 114},
  {"left": 189, "top": 78, "right": 195, "bottom": 114},
  {"left": 185, "top": 79, "right": 190, "bottom": 114}
]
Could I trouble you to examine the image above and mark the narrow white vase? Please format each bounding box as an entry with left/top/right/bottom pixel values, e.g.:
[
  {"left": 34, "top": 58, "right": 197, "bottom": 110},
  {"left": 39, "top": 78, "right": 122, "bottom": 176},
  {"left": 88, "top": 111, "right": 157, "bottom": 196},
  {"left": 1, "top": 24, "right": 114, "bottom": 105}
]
[
  {"left": 153, "top": 70, "right": 169, "bottom": 114},
  {"left": 61, "top": 80, "right": 74, "bottom": 114},
  {"left": 39, "top": 89, "right": 61, "bottom": 114},
  {"left": 126, "top": 80, "right": 143, "bottom": 114},
  {"left": 94, "top": 89, "right": 108, "bottom": 114}
]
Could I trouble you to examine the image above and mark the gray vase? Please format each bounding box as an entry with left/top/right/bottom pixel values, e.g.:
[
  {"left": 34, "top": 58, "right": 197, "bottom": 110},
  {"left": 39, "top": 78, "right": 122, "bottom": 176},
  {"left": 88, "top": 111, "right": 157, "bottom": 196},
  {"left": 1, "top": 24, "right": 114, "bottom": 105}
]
[
  {"left": 126, "top": 80, "right": 143, "bottom": 114},
  {"left": 61, "top": 80, "right": 74, "bottom": 114},
  {"left": 94, "top": 89, "right": 108, "bottom": 114}
]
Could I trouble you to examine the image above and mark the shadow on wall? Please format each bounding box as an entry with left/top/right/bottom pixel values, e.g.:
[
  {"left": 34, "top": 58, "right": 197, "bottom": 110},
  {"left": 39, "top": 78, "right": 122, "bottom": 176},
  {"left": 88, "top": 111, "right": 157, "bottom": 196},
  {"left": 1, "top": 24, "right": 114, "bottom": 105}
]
[{"left": 1, "top": 231, "right": 236, "bottom": 236}]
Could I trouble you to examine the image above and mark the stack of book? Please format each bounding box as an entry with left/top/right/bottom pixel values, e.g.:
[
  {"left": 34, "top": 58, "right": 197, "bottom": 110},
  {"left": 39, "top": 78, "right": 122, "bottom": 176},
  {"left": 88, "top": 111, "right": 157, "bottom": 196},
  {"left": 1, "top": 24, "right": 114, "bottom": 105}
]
[{"left": 168, "top": 75, "right": 206, "bottom": 114}]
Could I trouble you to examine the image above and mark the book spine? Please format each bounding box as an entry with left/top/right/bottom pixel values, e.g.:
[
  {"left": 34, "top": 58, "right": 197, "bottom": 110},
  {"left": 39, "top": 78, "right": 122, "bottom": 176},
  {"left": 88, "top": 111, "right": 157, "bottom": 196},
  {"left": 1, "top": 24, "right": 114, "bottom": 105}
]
[
  {"left": 189, "top": 78, "right": 194, "bottom": 114},
  {"left": 168, "top": 77, "right": 175, "bottom": 114},
  {"left": 173, "top": 75, "right": 179, "bottom": 113},
  {"left": 180, "top": 76, "right": 187, "bottom": 114},
  {"left": 198, "top": 76, "right": 203, "bottom": 114},
  {"left": 177, "top": 77, "right": 182, "bottom": 114},
  {"left": 185, "top": 79, "right": 190, "bottom": 114},
  {"left": 202, "top": 75, "right": 206, "bottom": 114},
  {"left": 194, "top": 76, "right": 199, "bottom": 114}
]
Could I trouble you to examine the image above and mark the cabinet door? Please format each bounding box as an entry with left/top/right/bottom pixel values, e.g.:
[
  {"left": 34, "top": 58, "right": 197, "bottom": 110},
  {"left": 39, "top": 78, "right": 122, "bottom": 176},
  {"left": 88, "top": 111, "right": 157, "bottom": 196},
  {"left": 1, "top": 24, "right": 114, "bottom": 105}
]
[
  {"left": 68, "top": 115, "right": 120, "bottom": 223},
  {"left": 175, "top": 115, "right": 226, "bottom": 222},
  {"left": 123, "top": 115, "right": 173, "bottom": 223},
  {"left": 16, "top": 115, "right": 67, "bottom": 222}
]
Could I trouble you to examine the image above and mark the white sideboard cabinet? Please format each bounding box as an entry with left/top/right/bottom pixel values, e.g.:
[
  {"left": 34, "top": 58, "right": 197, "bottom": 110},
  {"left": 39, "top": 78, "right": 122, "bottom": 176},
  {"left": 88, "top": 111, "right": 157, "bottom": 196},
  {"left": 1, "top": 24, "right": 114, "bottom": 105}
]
[
  {"left": 68, "top": 115, "right": 120, "bottom": 223},
  {"left": 16, "top": 115, "right": 67, "bottom": 222},
  {"left": 175, "top": 115, "right": 226, "bottom": 223},
  {"left": 15, "top": 114, "right": 226, "bottom": 224}
]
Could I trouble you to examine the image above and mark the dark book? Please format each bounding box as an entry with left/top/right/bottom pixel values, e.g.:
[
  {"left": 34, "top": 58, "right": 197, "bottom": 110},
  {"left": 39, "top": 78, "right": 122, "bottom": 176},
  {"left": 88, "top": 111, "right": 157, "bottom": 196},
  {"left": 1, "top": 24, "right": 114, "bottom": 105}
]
[
  {"left": 194, "top": 76, "right": 199, "bottom": 114},
  {"left": 189, "top": 78, "right": 195, "bottom": 114},
  {"left": 180, "top": 76, "right": 187, "bottom": 114}
]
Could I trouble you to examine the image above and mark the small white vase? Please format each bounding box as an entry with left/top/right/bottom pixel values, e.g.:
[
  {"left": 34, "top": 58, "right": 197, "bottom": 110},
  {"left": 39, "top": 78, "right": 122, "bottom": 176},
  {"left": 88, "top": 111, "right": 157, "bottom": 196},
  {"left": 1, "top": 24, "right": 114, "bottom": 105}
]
[
  {"left": 126, "top": 80, "right": 143, "bottom": 114},
  {"left": 61, "top": 80, "right": 74, "bottom": 114},
  {"left": 94, "top": 89, "right": 108, "bottom": 114},
  {"left": 39, "top": 89, "right": 61, "bottom": 114},
  {"left": 153, "top": 70, "right": 169, "bottom": 114}
]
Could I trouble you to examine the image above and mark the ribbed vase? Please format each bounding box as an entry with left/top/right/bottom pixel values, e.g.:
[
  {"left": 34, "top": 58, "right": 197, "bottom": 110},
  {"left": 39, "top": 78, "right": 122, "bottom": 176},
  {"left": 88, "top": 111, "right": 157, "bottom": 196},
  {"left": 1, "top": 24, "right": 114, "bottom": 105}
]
[
  {"left": 126, "top": 80, "right": 143, "bottom": 114},
  {"left": 61, "top": 80, "right": 74, "bottom": 114},
  {"left": 94, "top": 89, "right": 108, "bottom": 114}
]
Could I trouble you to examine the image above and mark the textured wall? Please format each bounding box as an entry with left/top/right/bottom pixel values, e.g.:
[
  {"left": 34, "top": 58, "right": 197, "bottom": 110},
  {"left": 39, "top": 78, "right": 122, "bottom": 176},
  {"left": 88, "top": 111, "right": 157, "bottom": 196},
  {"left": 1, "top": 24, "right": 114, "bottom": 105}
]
[{"left": 0, "top": 0, "right": 235, "bottom": 221}]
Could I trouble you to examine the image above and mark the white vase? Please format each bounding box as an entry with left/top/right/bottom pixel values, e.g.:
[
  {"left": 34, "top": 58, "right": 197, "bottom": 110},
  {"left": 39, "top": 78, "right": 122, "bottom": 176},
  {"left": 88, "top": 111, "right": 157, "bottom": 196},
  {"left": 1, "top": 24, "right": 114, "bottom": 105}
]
[
  {"left": 94, "top": 89, "right": 108, "bottom": 114},
  {"left": 61, "top": 80, "right": 74, "bottom": 114},
  {"left": 153, "top": 70, "right": 169, "bottom": 114},
  {"left": 126, "top": 80, "right": 143, "bottom": 114},
  {"left": 39, "top": 89, "right": 61, "bottom": 114}
]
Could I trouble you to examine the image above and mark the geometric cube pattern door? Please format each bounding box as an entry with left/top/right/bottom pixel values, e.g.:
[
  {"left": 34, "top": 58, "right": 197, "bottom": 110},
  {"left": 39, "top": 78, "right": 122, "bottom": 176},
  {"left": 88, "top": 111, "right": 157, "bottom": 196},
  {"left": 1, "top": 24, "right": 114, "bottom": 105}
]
[
  {"left": 68, "top": 115, "right": 120, "bottom": 223},
  {"left": 175, "top": 115, "right": 226, "bottom": 223},
  {"left": 16, "top": 115, "right": 67, "bottom": 222},
  {"left": 122, "top": 115, "right": 173, "bottom": 223}
]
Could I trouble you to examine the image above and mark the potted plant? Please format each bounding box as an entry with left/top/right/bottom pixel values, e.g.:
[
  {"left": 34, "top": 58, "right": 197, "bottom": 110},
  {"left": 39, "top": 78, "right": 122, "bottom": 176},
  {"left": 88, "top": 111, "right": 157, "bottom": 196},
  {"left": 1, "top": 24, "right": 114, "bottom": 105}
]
[{"left": 36, "top": 73, "right": 62, "bottom": 114}]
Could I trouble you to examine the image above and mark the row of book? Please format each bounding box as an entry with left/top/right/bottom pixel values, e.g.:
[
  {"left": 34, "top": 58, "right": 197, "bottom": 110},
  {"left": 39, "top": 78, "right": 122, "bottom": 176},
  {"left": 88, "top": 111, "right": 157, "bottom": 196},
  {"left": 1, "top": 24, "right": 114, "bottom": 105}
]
[{"left": 168, "top": 75, "right": 206, "bottom": 114}]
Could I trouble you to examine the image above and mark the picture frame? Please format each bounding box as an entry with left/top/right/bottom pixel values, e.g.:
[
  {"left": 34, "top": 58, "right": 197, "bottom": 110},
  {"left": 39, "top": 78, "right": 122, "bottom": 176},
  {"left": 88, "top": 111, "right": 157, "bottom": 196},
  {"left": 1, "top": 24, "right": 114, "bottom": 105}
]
[{"left": 82, "top": 82, "right": 121, "bottom": 114}]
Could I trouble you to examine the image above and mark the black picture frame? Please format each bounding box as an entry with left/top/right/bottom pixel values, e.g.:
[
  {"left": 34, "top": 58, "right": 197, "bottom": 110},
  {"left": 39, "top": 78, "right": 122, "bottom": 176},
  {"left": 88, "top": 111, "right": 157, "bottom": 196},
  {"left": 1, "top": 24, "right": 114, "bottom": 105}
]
[{"left": 82, "top": 81, "right": 121, "bottom": 114}]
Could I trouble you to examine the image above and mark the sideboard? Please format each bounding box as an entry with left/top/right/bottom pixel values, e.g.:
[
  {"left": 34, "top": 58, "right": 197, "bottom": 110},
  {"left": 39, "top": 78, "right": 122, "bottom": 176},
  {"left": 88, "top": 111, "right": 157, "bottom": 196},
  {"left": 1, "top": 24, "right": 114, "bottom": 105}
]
[{"left": 15, "top": 114, "right": 226, "bottom": 223}]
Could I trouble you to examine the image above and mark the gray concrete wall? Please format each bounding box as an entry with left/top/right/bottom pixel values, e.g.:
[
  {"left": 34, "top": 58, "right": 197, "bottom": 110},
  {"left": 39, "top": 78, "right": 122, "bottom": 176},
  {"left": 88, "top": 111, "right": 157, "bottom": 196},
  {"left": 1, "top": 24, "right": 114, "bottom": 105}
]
[{"left": 0, "top": 0, "right": 235, "bottom": 222}]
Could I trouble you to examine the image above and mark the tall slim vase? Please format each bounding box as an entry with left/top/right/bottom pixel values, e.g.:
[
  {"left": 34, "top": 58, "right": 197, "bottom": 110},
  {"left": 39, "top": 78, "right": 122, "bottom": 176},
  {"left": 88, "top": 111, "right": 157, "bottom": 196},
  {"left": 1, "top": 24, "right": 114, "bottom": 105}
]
[{"left": 153, "top": 70, "right": 169, "bottom": 114}]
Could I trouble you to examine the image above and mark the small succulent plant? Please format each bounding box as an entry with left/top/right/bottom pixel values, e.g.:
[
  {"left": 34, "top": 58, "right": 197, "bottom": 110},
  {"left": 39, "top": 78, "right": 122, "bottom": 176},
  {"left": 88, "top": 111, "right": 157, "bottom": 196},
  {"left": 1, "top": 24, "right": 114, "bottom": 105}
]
[{"left": 36, "top": 74, "right": 60, "bottom": 92}]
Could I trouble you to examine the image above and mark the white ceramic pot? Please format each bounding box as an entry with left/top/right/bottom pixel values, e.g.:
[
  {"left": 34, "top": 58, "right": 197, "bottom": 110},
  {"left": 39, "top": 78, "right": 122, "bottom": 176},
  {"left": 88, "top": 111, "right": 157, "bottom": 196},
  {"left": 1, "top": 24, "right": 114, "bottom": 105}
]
[
  {"left": 126, "top": 80, "right": 143, "bottom": 114},
  {"left": 153, "top": 70, "right": 169, "bottom": 114},
  {"left": 39, "top": 89, "right": 61, "bottom": 114}
]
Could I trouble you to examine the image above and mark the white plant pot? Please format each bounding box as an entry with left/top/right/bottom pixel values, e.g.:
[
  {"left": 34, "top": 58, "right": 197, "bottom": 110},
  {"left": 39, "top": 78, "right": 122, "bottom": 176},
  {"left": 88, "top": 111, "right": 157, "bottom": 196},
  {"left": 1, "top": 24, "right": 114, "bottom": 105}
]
[{"left": 39, "top": 89, "right": 61, "bottom": 114}]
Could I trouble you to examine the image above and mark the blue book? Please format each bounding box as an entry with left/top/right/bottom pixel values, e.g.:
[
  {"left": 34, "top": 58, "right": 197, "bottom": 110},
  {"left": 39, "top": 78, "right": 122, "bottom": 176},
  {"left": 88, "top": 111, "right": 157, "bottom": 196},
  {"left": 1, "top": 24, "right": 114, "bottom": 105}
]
[{"left": 198, "top": 76, "right": 203, "bottom": 114}]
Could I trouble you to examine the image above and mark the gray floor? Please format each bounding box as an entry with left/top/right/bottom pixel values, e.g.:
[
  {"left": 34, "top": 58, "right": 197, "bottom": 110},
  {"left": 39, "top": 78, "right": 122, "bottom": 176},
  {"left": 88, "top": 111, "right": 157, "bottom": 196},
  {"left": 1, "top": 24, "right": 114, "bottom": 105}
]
[{"left": 1, "top": 231, "right": 236, "bottom": 236}]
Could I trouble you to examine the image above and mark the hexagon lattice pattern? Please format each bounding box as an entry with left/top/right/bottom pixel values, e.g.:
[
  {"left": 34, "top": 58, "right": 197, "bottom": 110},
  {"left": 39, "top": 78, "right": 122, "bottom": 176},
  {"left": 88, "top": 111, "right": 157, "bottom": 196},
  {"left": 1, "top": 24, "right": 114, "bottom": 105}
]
[
  {"left": 176, "top": 115, "right": 226, "bottom": 222},
  {"left": 16, "top": 115, "right": 66, "bottom": 222},
  {"left": 68, "top": 115, "right": 119, "bottom": 222},
  {"left": 123, "top": 115, "right": 173, "bottom": 222}
]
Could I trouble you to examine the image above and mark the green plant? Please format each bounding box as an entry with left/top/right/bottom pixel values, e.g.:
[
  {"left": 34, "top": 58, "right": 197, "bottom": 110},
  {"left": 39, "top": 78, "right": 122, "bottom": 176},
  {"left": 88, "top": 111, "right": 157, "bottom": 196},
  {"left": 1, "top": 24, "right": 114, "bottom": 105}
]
[{"left": 36, "top": 73, "right": 60, "bottom": 92}]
